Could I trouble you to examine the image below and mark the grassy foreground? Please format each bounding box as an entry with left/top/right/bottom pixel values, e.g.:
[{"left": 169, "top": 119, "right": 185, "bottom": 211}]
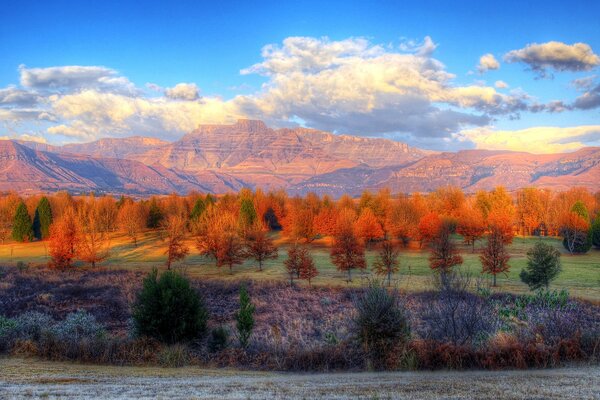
[
  {"left": 1, "top": 357, "right": 598, "bottom": 400},
  {"left": 1, "top": 232, "right": 599, "bottom": 300}
]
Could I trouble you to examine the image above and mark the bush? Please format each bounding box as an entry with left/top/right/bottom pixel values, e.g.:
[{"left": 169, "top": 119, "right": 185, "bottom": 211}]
[
  {"left": 208, "top": 326, "right": 230, "bottom": 352},
  {"left": 15, "top": 312, "right": 55, "bottom": 341},
  {"left": 0, "top": 316, "right": 18, "bottom": 351},
  {"left": 158, "top": 344, "right": 190, "bottom": 367},
  {"left": 132, "top": 268, "right": 208, "bottom": 344},
  {"left": 52, "top": 310, "right": 105, "bottom": 343},
  {"left": 421, "top": 271, "right": 497, "bottom": 346},
  {"left": 562, "top": 231, "right": 592, "bottom": 254},
  {"left": 353, "top": 282, "right": 410, "bottom": 370}
]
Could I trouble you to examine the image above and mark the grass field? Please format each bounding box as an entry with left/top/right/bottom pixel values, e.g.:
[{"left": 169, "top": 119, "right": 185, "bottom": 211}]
[
  {"left": 1, "top": 232, "right": 599, "bottom": 300},
  {"left": 1, "top": 357, "right": 599, "bottom": 400}
]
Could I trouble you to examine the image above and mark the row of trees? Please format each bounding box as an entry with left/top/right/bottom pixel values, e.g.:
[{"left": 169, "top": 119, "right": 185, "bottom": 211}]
[{"left": 0, "top": 185, "right": 597, "bottom": 273}]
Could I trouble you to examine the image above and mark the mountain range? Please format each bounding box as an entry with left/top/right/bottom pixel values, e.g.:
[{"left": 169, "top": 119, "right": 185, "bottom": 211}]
[{"left": 2, "top": 119, "right": 599, "bottom": 196}]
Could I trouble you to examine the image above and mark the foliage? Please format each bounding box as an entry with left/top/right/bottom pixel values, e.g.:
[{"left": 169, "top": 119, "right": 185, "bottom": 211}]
[
  {"left": 239, "top": 198, "right": 258, "bottom": 230},
  {"left": 244, "top": 227, "right": 278, "bottom": 271},
  {"left": 428, "top": 222, "right": 463, "bottom": 274},
  {"left": 33, "top": 196, "right": 53, "bottom": 240},
  {"left": 520, "top": 241, "right": 562, "bottom": 291},
  {"left": 372, "top": 240, "right": 400, "bottom": 287},
  {"left": 190, "top": 197, "right": 206, "bottom": 221},
  {"left": 11, "top": 202, "right": 33, "bottom": 242},
  {"left": 284, "top": 244, "right": 317, "bottom": 285},
  {"left": 591, "top": 216, "right": 600, "bottom": 249},
  {"left": 146, "top": 198, "right": 164, "bottom": 229},
  {"left": 330, "top": 223, "right": 366, "bottom": 282},
  {"left": 208, "top": 326, "right": 230, "bottom": 352},
  {"left": 48, "top": 209, "right": 79, "bottom": 269},
  {"left": 353, "top": 282, "right": 410, "bottom": 369},
  {"left": 479, "top": 227, "right": 511, "bottom": 286},
  {"left": 235, "top": 284, "right": 255, "bottom": 348},
  {"left": 162, "top": 215, "right": 189, "bottom": 269},
  {"left": 52, "top": 310, "right": 105, "bottom": 343},
  {"left": 132, "top": 269, "right": 208, "bottom": 343}
]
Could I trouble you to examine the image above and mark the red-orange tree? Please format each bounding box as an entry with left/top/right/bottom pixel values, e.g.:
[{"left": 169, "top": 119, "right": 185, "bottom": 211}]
[
  {"left": 456, "top": 206, "right": 486, "bottom": 252},
  {"left": 480, "top": 227, "right": 510, "bottom": 286},
  {"left": 330, "top": 223, "right": 366, "bottom": 282},
  {"left": 48, "top": 208, "right": 79, "bottom": 269},
  {"left": 428, "top": 223, "right": 463, "bottom": 275}
]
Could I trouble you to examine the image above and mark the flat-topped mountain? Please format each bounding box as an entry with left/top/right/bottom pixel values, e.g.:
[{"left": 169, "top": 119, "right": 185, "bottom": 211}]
[{"left": 9, "top": 120, "right": 600, "bottom": 195}]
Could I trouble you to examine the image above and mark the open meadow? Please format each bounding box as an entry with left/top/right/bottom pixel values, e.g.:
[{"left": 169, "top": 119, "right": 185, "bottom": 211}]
[{"left": 2, "top": 231, "right": 599, "bottom": 300}]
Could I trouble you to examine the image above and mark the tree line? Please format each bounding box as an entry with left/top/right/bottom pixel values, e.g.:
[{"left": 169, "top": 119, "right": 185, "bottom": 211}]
[{"left": 0, "top": 186, "right": 598, "bottom": 287}]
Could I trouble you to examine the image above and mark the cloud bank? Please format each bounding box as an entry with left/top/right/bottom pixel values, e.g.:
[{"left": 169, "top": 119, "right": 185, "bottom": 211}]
[{"left": 0, "top": 36, "right": 598, "bottom": 152}]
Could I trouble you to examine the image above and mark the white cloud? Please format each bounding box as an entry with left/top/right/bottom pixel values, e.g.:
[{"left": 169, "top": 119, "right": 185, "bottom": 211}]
[
  {"left": 164, "top": 83, "right": 200, "bottom": 101},
  {"left": 477, "top": 54, "right": 500, "bottom": 73},
  {"left": 0, "top": 36, "right": 594, "bottom": 150},
  {"left": 0, "top": 133, "right": 47, "bottom": 143},
  {"left": 19, "top": 65, "right": 137, "bottom": 94},
  {"left": 494, "top": 80, "right": 508, "bottom": 89},
  {"left": 505, "top": 41, "right": 600, "bottom": 78},
  {"left": 461, "top": 125, "right": 600, "bottom": 153}
]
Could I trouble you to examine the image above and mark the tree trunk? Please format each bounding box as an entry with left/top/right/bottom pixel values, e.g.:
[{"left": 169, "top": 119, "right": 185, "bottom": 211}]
[{"left": 492, "top": 274, "right": 497, "bottom": 287}]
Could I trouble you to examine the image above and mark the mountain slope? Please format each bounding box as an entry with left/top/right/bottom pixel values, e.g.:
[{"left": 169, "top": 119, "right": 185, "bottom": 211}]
[
  {"left": 11, "top": 121, "right": 600, "bottom": 196},
  {"left": 290, "top": 147, "right": 600, "bottom": 196}
]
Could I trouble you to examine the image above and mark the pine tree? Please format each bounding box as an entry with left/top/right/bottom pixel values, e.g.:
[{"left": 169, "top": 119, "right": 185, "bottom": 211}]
[
  {"left": 235, "top": 284, "right": 255, "bottom": 348},
  {"left": 520, "top": 241, "right": 562, "bottom": 291},
  {"left": 147, "top": 199, "right": 163, "bottom": 229},
  {"left": 592, "top": 217, "right": 600, "bottom": 249},
  {"left": 33, "top": 196, "right": 53, "bottom": 240},
  {"left": 190, "top": 197, "right": 206, "bottom": 221},
  {"left": 239, "top": 198, "right": 257, "bottom": 230},
  {"left": 11, "top": 202, "right": 33, "bottom": 242}
]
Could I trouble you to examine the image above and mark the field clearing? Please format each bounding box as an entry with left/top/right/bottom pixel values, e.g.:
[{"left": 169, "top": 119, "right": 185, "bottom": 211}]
[
  {"left": 0, "top": 358, "right": 599, "bottom": 400},
  {"left": 1, "top": 232, "right": 599, "bottom": 300}
]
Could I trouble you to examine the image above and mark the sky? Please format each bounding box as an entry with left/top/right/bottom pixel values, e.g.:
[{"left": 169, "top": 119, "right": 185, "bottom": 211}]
[{"left": 1, "top": 0, "right": 599, "bottom": 152}]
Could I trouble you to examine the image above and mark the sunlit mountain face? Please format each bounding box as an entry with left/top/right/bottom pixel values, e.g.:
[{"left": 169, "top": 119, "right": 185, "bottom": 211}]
[{"left": 1, "top": 119, "right": 598, "bottom": 196}]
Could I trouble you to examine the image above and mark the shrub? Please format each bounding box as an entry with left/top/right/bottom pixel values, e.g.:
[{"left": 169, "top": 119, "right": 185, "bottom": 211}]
[
  {"left": 520, "top": 242, "right": 562, "bottom": 291},
  {"left": 158, "top": 344, "right": 190, "bottom": 367},
  {"left": 0, "top": 316, "right": 18, "bottom": 351},
  {"left": 15, "top": 312, "right": 55, "bottom": 341},
  {"left": 52, "top": 310, "right": 105, "bottom": 343},
  {"left": 353, "top": 282, "right": 410, "bottom": 370},
  {"left": 421, "top": 271, "right": 497, "bottom": 345},
  {"left": 208, "top": 326, "right": 230, "bottom": 352},
  {"left": 235, "top": 284, "right": 255, "bottom": 348},
  {"left": 132, "top": 268, "right": 208, "bottom": 344}
]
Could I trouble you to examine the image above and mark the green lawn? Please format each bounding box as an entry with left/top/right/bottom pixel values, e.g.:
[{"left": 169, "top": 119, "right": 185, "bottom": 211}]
[{"left": 1, "top": 232, "right": 599, "bottom": 300}]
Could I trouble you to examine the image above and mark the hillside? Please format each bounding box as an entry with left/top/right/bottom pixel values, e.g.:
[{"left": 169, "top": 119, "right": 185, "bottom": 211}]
[{"left": 10, "top": 120, "right": 600, "bottom": 195}]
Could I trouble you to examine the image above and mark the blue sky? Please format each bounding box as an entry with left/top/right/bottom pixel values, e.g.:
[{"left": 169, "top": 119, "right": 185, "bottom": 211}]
[{"left": 1, "top": 0, "right": 599, "bottom": 152}]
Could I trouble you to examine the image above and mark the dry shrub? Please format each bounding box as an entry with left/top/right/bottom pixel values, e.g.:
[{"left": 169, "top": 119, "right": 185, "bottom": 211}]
[
  {"left": 158, "top": 344, "right": 190, "bottom": 367},
  {"left": 11, "top": 339, "right": 38, "bottom": 357}
]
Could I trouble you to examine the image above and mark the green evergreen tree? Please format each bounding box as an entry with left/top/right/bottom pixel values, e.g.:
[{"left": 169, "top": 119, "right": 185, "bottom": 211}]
[
  {"left": 11, "top": 202, "right": 33, "bottom": 242},
  {"left": 132, "top": 268, "right": 208, "bottom": 343},
  {"left": 591, "top": 217, "right": 600, "bottom": 249},
  {"left": 520, "top": 241, "right": 562, "bottom": 290},
  {"left": 33, "top": 196, "right": 53, "bottom": 240},
  {"left": 147, "top": 199, "right": 163, "bottom": 229},
  {"left": 190, "top": 197, "right": 206, "bottom": 221},
  {"left": 239, "top": 198, "right": 257, "bottom": 229},
  {"left": 235, "top": 284, "right": 255, "bottom": 348}
]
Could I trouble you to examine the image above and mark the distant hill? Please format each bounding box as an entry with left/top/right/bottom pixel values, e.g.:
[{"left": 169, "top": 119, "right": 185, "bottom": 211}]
[{"left": 9, "top": 119, "right": 600, "bottom": 196}]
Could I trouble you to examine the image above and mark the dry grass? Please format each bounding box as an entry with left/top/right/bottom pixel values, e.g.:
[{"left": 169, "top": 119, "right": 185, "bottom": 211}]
[{"left": 0, "top": 357, "right": 598, "bottom": 399}]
